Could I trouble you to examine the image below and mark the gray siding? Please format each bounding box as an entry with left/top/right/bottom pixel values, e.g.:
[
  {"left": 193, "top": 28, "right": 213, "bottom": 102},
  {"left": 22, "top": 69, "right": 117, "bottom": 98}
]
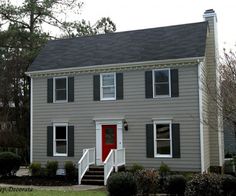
[{"left": 32, "top": 65, "right": 201, "bottom": 171}]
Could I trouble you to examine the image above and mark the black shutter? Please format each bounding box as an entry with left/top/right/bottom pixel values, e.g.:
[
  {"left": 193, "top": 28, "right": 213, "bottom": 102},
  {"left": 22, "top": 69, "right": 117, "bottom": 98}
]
[
  {"left": 172, "top": 123, "right": 180, "bottom": 158},
  {"left": 47, "top": 126, "right": 53, "bottom": 156},
  {"left": 68, "top": 77, "right": 74, "bottom": 102},
  {"left": 171, "top": 69, "right": 179, "bottom": 97},
  {"left": 68, "top": 126, "right": 74, "bottom": 157},
  {"left": 116, "top": 73, "right": 123, "bottom": 100},
  {"left": 146, "top": 124, "right": 154, "bottom": 158},
  {"left": 145, "top": 71, "right": 153, "bottom": 98},
  {"left": 47, "top": 78, "right": 53, "bottom": 103},
  {"left": 93, "top": 75, "right": 100, "bottom": 101}
]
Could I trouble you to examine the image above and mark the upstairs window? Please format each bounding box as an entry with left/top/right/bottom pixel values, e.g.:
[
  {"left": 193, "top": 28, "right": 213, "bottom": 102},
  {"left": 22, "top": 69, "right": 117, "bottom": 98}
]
[
  {"left": 153, "top": 69, "right": 170, "bottom": 97},
  {"left": 100, "top": 73, "right": 116, "bottom": 100},
  {"left": 54, "top": 77, "right": 68, "bottom": 102}
]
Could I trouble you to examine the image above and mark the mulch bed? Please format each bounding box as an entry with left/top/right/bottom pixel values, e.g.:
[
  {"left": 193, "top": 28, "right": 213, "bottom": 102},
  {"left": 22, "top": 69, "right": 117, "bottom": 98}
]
[{"left": 0, "top": 176, "right": 77, "bottom": 186}]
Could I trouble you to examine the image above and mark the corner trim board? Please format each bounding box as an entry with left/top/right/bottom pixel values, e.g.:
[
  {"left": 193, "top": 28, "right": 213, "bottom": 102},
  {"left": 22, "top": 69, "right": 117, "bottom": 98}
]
[
  {"left": 198, "top": 62, "right": 205, "bottom": 173},
  {"left": 30, "top": 77, "right": 33, "bottom": 163}
]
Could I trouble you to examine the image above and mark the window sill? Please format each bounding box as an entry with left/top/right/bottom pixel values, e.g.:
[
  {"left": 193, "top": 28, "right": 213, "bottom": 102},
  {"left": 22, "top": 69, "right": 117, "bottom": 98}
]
[
  {"left": 53, "top": 154, "right": 68, "bottom": 157},
  {"left": 153, "top": 95, "right": 171, "bottom": 99},
  {"left": 155, "top": 155, "right": 172, "bottom": 158},
  {"left": 53, "top": 100, "right": 68, "bottom": 103},
  {"left": 100, "top": 98, "right": 116, "bottom": 101}
]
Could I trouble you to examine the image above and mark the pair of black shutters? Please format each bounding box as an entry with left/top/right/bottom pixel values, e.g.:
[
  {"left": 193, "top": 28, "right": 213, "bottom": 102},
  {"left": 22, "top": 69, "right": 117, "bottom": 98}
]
[
  {"left": 145, "top": 69, "right": 179, "bottom": 98},
  {"left": 146, "top": 124, "right": 181, "bottom": 158},
  {"left": 93, "top": 73, "right": 123, "bottom": 101},
  {"left": 47, "top": 77, "right": 74, "bottom": 103},
  {"left": 47, "top": 126, "right": 74, "bottom": 157}
]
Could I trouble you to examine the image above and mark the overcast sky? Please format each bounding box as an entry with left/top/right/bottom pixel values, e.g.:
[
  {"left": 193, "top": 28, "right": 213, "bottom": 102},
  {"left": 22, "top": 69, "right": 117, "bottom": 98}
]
[{"left": 79, "top": 0, "right": 236, "bottom": 51}]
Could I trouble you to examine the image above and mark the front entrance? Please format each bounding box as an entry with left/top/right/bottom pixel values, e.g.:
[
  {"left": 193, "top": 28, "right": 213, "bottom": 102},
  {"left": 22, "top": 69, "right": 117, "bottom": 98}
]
[{"left": 102, "top": 125, "right": 117, "bottom": 161}]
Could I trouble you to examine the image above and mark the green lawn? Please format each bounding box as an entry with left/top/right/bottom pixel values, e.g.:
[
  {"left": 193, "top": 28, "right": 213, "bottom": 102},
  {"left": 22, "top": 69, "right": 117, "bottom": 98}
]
[{"left": 0, "top": 190, "right": 106, "bottom": 196}]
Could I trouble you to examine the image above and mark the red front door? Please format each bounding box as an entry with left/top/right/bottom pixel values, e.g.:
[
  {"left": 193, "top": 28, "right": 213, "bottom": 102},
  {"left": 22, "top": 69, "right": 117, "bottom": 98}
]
[{"left": 102, "top": 125, "right": 117, "bottom": 162}]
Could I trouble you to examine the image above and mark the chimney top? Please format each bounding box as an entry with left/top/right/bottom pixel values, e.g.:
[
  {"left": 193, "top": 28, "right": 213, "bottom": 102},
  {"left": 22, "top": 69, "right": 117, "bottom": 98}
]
[
  {"left": 204, "top": 9, "right": 215, "bottom": 14},
  {"left": 203, "top": 9, "right": 217, "bottom": 22}
]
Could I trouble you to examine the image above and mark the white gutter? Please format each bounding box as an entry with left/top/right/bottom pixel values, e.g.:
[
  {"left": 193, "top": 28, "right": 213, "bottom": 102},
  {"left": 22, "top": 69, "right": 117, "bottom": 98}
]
[{"left": 25, "top": 56, "right": 204, "bottom": 77}]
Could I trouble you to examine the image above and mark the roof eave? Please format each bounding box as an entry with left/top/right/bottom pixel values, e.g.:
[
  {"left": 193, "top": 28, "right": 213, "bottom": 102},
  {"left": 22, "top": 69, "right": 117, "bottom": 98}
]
[{"left": 26, "top": 56, "right": 205, "bottom": 77}]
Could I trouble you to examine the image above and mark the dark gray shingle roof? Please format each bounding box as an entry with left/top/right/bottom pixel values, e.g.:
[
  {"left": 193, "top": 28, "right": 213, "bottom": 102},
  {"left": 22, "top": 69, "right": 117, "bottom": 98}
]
[{"left": 28, "top": 22, "right": 208, "bottom": 72}]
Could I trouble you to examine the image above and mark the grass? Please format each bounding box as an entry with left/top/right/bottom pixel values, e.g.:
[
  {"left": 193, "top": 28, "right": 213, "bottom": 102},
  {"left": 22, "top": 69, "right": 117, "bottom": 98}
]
[{"left": 0, "top": 189, "right": 106, "bottom": 196}]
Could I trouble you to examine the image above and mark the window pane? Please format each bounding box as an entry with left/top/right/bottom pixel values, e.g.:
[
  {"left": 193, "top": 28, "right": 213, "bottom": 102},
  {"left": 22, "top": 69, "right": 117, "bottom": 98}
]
[
  {"left": 156, "top": 140, "right": 170, "bottom": 154},
  {"left": 56, "top": 126, "right": 66, "bottom": 139},
  {"left": 56, "top": 141, "right": 67, "bottom": 154},
  {"left": 102, "top": 74, "right": 114, "bottom": 86},
  {"left": 56, "top": 78, "right": 66, "bottom": 89},
  {"left": 155, "top": 83, "right": 169, "bottom": 95},
  {"left": 103, "top": 87, "right": 115, "bottom": 98},
  {"left": 156, "top": 124, "right": 170, "bottom": 139},
  {"left": 56, "top": 89, "right": 66, "bottom": 100},
  {"left": 155, "top": 70, "right": 169, "bottom": 83},
  {"left": 105, "top": 128, "right": 114, "bottom": 144}
]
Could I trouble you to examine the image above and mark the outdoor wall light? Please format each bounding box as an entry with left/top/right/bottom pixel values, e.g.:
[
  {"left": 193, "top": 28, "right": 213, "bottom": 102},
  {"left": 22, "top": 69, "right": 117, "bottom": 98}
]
[{"left": 123, "top": 120, "right": 128, "bottom": 131}]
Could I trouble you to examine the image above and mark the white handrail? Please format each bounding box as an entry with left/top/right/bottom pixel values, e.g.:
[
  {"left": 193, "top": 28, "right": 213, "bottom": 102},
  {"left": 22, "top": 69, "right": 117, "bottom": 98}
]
[
  {"left": 78, "top": 148, "right": 95, "bottom": 184},
  {"left": 104, "top": 148, "right": 126, "bottom": 185},
  {"left": 104, "top": 150, "right": 115, "bottom": 185}
]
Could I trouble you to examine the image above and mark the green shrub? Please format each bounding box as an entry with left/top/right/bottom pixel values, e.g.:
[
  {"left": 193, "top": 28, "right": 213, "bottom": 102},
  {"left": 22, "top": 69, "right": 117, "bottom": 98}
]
[
  {"left": 209, "top": 165, "right": 222, "bottom": 174},
  {"left": 224, "top": 160, "right": 235, "bottom": 175},
  {"left": 158, "top": 162, "right": 170, "bottom": 177},
  {"left": 185, "top": 173, "right": 222, "bottom": 196},
  {"left": 46, "top": 161, "right": 58, "bottom": 177},
  {"left": 135, "top": 169, "right": 159, "bottom": 195},
  {"left": 107, "top": 172, "right": 137, "bottom": 196},
  {"left": 221, "top": 174, "right": 236, "bottom": 196},
  {"left": 0, "top": 152, "right": 21, "bottom": 176},
  {"left": 29, "top": 162, "right": 41, "bottom": 177},
  {"left": 129, "top": 163, "right": 144, "bottom": 173},
  {"left": 164, "top": 175, "right": 186, "bottom": 195},
  {"left": 64, "top": 161, "right": 76, "bottom": 180}
]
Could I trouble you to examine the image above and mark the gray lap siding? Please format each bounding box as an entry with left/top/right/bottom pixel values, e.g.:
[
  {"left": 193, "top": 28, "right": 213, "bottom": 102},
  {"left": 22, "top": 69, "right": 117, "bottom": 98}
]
[{"left": 32, "top": 65, "right": 201, "bottom": 171}]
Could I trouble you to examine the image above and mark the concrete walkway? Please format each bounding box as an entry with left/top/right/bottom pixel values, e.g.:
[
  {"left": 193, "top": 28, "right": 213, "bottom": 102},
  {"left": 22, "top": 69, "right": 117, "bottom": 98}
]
[{"left": 0, "top": 183, "right": 103, "bottom": 191}]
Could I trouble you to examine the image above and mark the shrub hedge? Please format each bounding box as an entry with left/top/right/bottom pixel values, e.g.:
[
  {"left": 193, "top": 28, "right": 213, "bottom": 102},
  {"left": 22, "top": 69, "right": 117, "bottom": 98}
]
[
  {"left": 64, "top": 161, "right": 76, "bottom": 180},
  {"left": 46, "top": 161, "right": 58, "bottom": 177},
  {"left": 0, "top": 152, "right": 21, "bottom": 176},
  {"left": 29, "top": 162, "right": 41, "bottom": 177},
  {"left": 107, "top": 172, "right": 137, "bottom": 196}
]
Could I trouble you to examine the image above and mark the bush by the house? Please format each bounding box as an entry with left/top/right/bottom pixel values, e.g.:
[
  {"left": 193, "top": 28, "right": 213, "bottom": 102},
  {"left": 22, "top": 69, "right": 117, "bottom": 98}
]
[
  {"left": 164, "top": 174, "right": 186, "bottom": 195},
  {"left": 135, "top": 169, "right": 159, "bottom": 195},
  {"left": 46, "top": 161, "right": 58, "bottom": 177},
  {"left": 221, "top": 174, "right": 236, "bottom": 196},
  {"left": 107, "top": 172, "right": 137, "bottom": 196},
  {"left": 158, "top": 162, "right": 170, "bottom": 177},
  {"left": 209, "top": 165, "right": 222, "bottom": 174},
  {"left": 224, "top": 160, "right": 235, "bottom": 175},
  {"left": 129, "top": 163, "right": 144, "bottom": 173},
  {"left": 29, "top": 162, "right": 41, "bottom": 177},
  {"left": 0, "top": 152, "right": 21, "bottom": 176},
  {"left": 185, "top": 173, "right": 222, "bottom": 196},
  {"left": 64, "top": 161, "right": 76, "bottom": 180}
]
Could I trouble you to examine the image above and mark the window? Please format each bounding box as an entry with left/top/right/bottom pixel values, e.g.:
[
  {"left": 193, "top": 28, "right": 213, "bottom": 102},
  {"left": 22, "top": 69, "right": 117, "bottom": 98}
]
[
  {"left": 100, "top": 73, "right": 116, "bottom": 100},
  {"left": 54, "top": 77, "right": 68, "bottom": 102},
  {"left": 153, "top": 69, "right": 171, "bottom": 97},
  {"left": 154, "top": 121, "right": 172, "bottom": 157},
  {"left": 53, "top": 123, "right": 68, "bottom": 156}
]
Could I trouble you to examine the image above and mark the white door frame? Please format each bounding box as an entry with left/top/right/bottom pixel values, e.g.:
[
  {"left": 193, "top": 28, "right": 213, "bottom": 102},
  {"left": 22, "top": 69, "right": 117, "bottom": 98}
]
[{"left": 94, "top": 119, "right": 123, "bottom": 165}]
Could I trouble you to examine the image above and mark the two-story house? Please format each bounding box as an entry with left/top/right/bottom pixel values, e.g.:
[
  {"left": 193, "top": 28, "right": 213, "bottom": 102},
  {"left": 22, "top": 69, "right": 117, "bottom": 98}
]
[{"left": 26, "top": 9, "right": 224, "bottom": 183}]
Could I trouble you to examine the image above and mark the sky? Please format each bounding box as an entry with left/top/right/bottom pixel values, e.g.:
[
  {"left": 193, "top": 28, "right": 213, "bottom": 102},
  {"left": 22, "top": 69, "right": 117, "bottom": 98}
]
[{"left": 79, "top": 0, "right": 236, "bottom": 51}]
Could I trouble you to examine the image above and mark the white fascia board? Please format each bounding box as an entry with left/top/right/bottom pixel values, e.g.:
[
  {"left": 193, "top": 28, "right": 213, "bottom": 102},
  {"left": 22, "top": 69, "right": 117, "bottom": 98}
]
[{"left": 25, "top": 57, "right": 204, "bottom": 77}]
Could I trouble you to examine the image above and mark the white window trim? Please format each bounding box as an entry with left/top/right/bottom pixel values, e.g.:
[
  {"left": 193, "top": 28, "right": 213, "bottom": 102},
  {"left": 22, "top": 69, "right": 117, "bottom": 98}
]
[
  {"left": 100, "top": 73, "right": 116, "bottom": 101},
  {"left": 152, "top": 68, "right": 171, "bottom": 98},
  {"left": 154, "top": 120, "right": 172, "bottom": 158},
  {"left": 53, "top": 76, "right": 68, "bottom": 103},
  {"left": 53, "top": 122, "right": 68, "bottom": 157}
]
